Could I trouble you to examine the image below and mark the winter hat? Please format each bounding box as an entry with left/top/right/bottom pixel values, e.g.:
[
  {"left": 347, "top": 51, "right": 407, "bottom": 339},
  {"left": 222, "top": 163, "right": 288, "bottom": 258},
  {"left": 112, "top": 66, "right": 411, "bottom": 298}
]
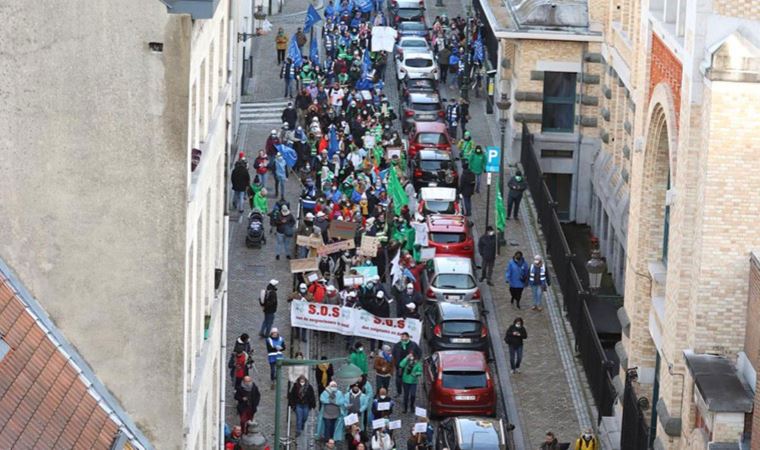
[
  {"left": 406, "top": 302, "right": 416, "bottom": 310},
  {"left": 270, "top": 279, "right": 279, "bottom": 286},
  {"left": 281, "top": 206, "right": 291, "bottom": 215},
  {"left": 270, "top": 327, "right": 279, "bottom": 334},
  {"left": 326, "top": 285, "right": 337, "bottom": 292},
  {"left": 376, "top": 291, "right": 385, "bottom": 298},
  {"left": 239, "top": 152, "right": 246, "bottom": 159},
  {"left": 306, "top": 212, "right": 315, "bottom": 220}
]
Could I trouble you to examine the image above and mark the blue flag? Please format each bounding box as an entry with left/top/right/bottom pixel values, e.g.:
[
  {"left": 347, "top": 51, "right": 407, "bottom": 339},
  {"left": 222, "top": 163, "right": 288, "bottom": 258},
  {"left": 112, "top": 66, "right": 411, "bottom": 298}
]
[
  {"left": 328, "top": 126, "right": 339, "bottom": 158},
  {"left": 310, "top": 36, "right": 320, "bottom": 66},
  {"left": 473, "top": 32, "right": 484, "bottom": 63},
  {"left": 356, "top": 0, "right": 373, "bottom": 13},
  {"left": 324, "top": 2, "right": 336, "bottom": 18},
  {"left": 361, "top": 49, "right": 372, "bottom": 80},
  {"left": 288, "top": 34, "right": 303, "bottom": 67},
  {"left": 304, "top": 4, "right": 322, "bottom": 33},
  {"left": 276, "top": 144, "right": 298, "bottom": 168}
]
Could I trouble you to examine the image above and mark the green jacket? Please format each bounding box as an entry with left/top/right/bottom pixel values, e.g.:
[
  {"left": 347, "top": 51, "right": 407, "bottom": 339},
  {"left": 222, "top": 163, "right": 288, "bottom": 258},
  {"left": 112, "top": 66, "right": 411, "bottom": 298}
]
[
  {"left": 468, "top": 150, "right": 486, "bottom": 174},
  {"left": 399, "top": 355, "right": 422, "bottom": 384},
  {"left": 349, "top": 349, "right": 369, "bottom": 375},
  {"left": 253, "top": 191, "right": 268, "bottom": 213},
  {"left": 459, "top": 139, "right": 474, "bottom": 160}
]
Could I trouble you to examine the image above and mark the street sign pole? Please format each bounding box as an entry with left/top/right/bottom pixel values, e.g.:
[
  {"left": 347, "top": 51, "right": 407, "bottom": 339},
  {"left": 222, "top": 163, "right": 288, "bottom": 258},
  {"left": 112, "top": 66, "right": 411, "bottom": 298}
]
[{"left": 485, "top": 172, "right": 492, "bottom": 231}]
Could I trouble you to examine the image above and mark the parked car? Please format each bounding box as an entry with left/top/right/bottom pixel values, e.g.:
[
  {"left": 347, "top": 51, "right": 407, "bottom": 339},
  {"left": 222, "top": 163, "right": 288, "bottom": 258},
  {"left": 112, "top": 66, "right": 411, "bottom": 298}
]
[
  {"left": 418, "top": 187, "right": 461, "bottom": 214},
  {"left": 398, "top": 20, "right": 429, "bottom": 39},
  {"left": 424, "top": 350, "right": 496, "bottom": 417},
  {"left": 396, "top": 51, "right": 438, "bottom": 83},
  {"left": 399, "top": 77, "right": 438, "bottom": 96},
  {"left": 389, "top": 0, "right": 425, "bottom": 24},
  {"left": 395, "top": 36, "right": 430, "bottom": 60},
  {"left": 407, "top": 122, "right": 452, "bottom": 159},
  {"left": 422, "top": 256, "right": 480, "bottom": 304},
  {"left": 411, "top": 150, "right": 458, "bottom": 190},
  {"left": 401, "top": 91, "right": 444, "bottom": 132},
  {"left": 427, "top": 214, "right": 474, "bottom": 259},
  {"left": 424, "top": 301, "right": 488, "bottom": 354},
  {"left": 435, "top": 417, "right": 507, "bottom": 450}
]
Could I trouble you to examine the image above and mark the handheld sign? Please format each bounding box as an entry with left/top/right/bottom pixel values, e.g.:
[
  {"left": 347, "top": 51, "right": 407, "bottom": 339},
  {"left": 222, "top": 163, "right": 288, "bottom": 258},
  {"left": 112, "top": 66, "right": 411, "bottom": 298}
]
[
  {"left": 388, "top": 420, "right": 402, "bottom": 430},
  {"left": 372, "top": 419, "right": 386, "bottom": 430},
  {"left": 414, "top": 423, "right": 428, "bottom": 434},
  {"left": 415, "top": 406, "right": 427, "bottom": 417},
  {"left": 377, "top": 401, "right": 391, "bottom": 411},
  {"left": 344, "top": 413, "right": 359, "bottom": 426}
]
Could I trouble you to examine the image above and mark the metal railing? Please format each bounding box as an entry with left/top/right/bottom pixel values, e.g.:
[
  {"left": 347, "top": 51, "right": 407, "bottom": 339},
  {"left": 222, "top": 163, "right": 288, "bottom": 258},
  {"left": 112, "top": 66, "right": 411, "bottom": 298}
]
[
  {"left": 519, "top": 123, "right": 617, "bottom": 420},
  {"left": 620, "top": 372, "right": 650, "bottom": 449}
]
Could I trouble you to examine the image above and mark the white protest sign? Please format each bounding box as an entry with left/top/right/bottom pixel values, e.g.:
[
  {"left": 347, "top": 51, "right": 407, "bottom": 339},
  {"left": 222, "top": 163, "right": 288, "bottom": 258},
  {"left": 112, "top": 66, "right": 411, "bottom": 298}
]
[
  {"left": 371, "top": 26, "right": 397, "bottom": 52},
  {"left": 414, "top": 423, "right": 428, "bottom": 433},
  {"left": 372, "top": 419, "right": 386, "bottom": 430},
  {"left": 377, "top": 401, "right": 391, "bottom": 411},
  {"left": 388, "top": 420, "right": 402, "bottom": 430},
  {"left": 415, "top": 406, "right": 427, "bottom": 417},
  {"left": 344, "top": 413, "right": 359, "bottom": 426}
]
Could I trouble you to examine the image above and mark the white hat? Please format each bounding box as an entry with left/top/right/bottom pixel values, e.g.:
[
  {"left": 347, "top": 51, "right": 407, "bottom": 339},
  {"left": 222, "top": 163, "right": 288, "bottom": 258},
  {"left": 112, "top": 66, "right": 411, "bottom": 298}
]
[
  {"left": 306, "top": 212, "right": 315, "bottom": 220},
  {"left": 406, "top": 302, "right": 416, "bottom": 310},
  {"left": 270, "top": 327, "right": 279, "bottom": 334},
  {"left": 270, "top": 279, "right": 279, "bottom": 285},
  {"left": 281, "top": 206, "right": 291, "bottom": 215},
  {"left": 348, "top": 291, "right": 357, "bottom": 297},
  {"left": 534, "top": 255, "right": 542, "bottom": 262},
  {"left": 299, "top": 283, "right": 307, "bottom": 290},
  {"left": 271, "top": 129, "right": 277, "bottom": 135},
  {"left": 376, "top": 291, "right": 385, "bottom": 298},
  {"left": 317, "top": 211, "right": 326, "bottom": 217},
  {"left": 327, "top": 285, "right": 337, "bottom": 292},
  {"left": 406, "top": 283, "right": 414, "bottom": 289}
]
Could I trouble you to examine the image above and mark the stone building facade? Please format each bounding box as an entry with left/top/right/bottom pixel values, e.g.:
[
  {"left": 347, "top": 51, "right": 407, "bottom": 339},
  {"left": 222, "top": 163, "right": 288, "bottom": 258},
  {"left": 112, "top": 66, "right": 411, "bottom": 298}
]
[{"left": 0, "top": 0, "right": 244, "bottom": 448}]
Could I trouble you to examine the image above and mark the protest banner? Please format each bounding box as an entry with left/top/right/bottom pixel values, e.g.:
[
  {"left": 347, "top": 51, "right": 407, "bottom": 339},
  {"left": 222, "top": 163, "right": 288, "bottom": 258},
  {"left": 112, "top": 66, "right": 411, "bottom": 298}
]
[
  {"left": 290, "top": 302, "right": 422, "bottom": 343},
  {"left": 358, "top": 235, "right": 380, "bottom": 257},
  {"left": 289, "top": 257, "right": 320, "bottom": 273},
  {"left": 351, "top": 265, "right": 379, "bottom": 282},
  {"left": 297, "top": 235, "right": 323, "bottom": 248},
  {"left": 329, "top": 221, "right": 358, "bottom": 240},
  {"left": 317, "top": 239, "right": 355, "bottom": 256}
]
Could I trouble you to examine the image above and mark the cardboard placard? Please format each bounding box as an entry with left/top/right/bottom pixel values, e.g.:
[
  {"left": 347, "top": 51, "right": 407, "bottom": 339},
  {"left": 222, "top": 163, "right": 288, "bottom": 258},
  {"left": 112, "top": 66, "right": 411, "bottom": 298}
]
[
  {"left": 344, "top": 413, "right": 359, "bottom": 426},
  {"left": 317, "top": 239, "right": 355, "bottom": 256},
  {"left": 414, "top": 423, "right": 428, "bottom": 433},
  {"left": 352, "top": 266, "right": 379, "bottom": 283},
  {"left": 419, "top": 247, "right": 436, "bottom": 261},
  {"left": 329, "top": 221, "right": 358, "bottom": 240},
  {"left": 388, "top": 420, "right": 402, "bottom": 430},
  {"left": 305, "top": 272, "right": 320, "bottom": 283},
  {"left": 343, "top": 275, "right": 364, "bottom": 287},
  {"left": 289, "top": 257, "right": 320, "bottom": 273},
  {"left": 386, "top": 147, "right": 402, "bottom": 160},
  {"left": 415, "top": 406, "right": 427, "bottom": 417},
  {"left": 359, "top": 235, "right": 380, "bottom": 257},
  {"left": 372, "top": 419, "right": 386, "bottom": 430},
  {"left": 297, "top": 235, "right": 324, "bottom": 248},
  {"left": 377, "top": 401, "right": 391, "bottom": 411}
]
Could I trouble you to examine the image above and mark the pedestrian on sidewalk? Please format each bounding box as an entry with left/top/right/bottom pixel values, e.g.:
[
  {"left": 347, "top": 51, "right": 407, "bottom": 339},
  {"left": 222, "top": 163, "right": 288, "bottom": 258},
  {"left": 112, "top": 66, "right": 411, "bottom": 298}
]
[
  {"left": 317, "top": 381, "right": 346, "bottom": 442},
  {"left": 528, "top": 255, "right": 550, "bottom": 311},
  {"left": 373, "top": 345, "right": 394, "bottom": 392},
  {"left": 235, "top": 376, "right": 261, "bottom": 428},
  {"left": 437, "top": 46, "right": 451, "bottom": 83},
  {"left": 274, "top": 205, "right": 296, "bottom": 260},
  {"left": 506, "top": 251, "right": 529, "bottom": 308},
  {"left": 265, "top": 328, "right": 286, "bottom": 388},
  {"left": 232, "top": 155, "right": 251, "bottom": 213},
  {"left": 504, "top": 317, "right": 527, "bottom": 373},
  {"left": 392, "top": 332, "right": 421, "bottom": 398},
  {"left": 231, "top": 347, "right": 251, "bottom": 389},
  {"left": 252, "top": 188, "right": 269, "bottom": 216},
  {"left": 540, "top": 431, "right": 561, "bottom": 450},
  {"left": 275, "top": 28, "right": 288, "bottom": 64},
  {"left": 458, "top": 131, "right": 474, "bottom": 161},
  {"left": 288, "top": 374, "right": 317, "bottom": 437},
  {"left": 258, "top": 279, "right": 278, "bottom": 337},
  {"left": 288, "top": 351, "right": 309, "bottom": 383},
  {"left": 445, "top": 98, "right": 459, "bottom": 139},
  {"left": 478, "top": 226, "right": 497, "bottom": 285},
  {"left": 459, "top": 163, "right": 476, "bottom": 217},
  {"left": 459, "top": 98, "right": 470, "bottom": 134},
  {"left": 467, "top": 145, "right": 486, "bottom": 193},
  {"left": 507, "top": 170, "right": 528, "bottom": 220},
  {"left": 574, "top": 429, "right": 599, "bottom": 450},
  {"left": 398, "top": 353, "right": 422, "bottom": 413}
]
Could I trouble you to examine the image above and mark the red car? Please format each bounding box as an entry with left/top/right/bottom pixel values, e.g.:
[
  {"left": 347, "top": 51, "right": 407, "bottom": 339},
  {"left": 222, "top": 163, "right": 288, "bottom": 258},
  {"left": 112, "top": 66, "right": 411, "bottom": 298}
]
[
  {"left": 427, "top": 215, "right": 474, "bottom": 259},
  {"left": 407, "top": 122, "right": 452, "bottom": 160},
  {"left": 424, "top": 350, "right": 496, "bottom": 418}
]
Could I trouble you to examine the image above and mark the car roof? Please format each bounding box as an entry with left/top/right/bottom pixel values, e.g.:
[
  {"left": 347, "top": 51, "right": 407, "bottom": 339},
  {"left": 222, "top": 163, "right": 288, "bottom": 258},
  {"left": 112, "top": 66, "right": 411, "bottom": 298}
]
[
  {"left": 395, "top": 0, "right": 421, "bottom": 7},
  {"left": 399, "top": 36, "right": 427, "bottom": 43},
  {"left": 438, "top": 301, "right": 479, "bottom": 320},
  {"left": 427, "top": 214, "right": 467, "bottom": 232},
  {"left": 403, "top": 51, "right": 434, "bottom": 59},
  {"left": 437, "top": 350, "right": 487, "bottom": 370},
  {"left": 403, "top": 78, "right": 436, "bottom": 90},
  {"left": 432, "top": 256, "right": 473, "bottom": 274},
  {"left": 418, "top": 149, "right": 452, "bottom": 160},
  {"left": 399, "top": 19, "right": 426, "bottom": 26},
  {"left": 413, "top": 121, "right": 448, "bottom": 133},
  {"left": 409, "top": 91, "right": 440, "bottom": 103},
  {"left": 453, "top": 417, "right": 503, "bottom": 450},
  {"left": 420, "top": 187, "right": 456, "bottom": 201}
]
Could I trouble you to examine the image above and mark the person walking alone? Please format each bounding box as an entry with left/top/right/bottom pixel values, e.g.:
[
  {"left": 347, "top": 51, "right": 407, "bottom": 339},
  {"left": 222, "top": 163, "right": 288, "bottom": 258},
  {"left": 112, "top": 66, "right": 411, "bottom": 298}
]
[
  {"left": 477, "top": 226, "right": 497, "bottom": 285},
  {"left": 398, "top": 352, "right": 422, "bottom": 413},
  {"left": 574, "top": 429, "right": 599, "bottom": 450},
  {"left": 507, "top": 170, "right": 528, "bottom": 220},
  {"left": 467, "top": 145, "right": 486, "bottom": 193},
  {"left": 259, "top": 279, "right": 279, "bottom": 337},
  {"left": 275, "top": 28, "right": 288, "bottom": 64},
  {"left": 288, "top": 375, "right": 317, "bottom": 437},
  {"left": 504, "top": 317, "right": 527, "bottom": 374},
  {"left": 528, "top": 255, "right": 550, "bottom": 311},
  {"left": 506, "top": 251, "right": 529, "bottom": 308},
  {"left": 540, "top": 432, "right": 561, "bottom": 450}
]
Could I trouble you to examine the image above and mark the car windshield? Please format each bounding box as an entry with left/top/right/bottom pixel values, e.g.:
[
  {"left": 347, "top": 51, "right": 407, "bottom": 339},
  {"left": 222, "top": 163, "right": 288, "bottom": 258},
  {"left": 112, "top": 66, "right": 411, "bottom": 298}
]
[
  {"left": 406, "top": 79, "right": 435, "bottom": 91},
  {"left": 412, "top": 102, "right": 440, "bottom": 111},
  {"left": 397, "top": 8, "right": 421, "bottom": 18},
  {"left": 430, "top": 232, "right": 465, "bottom": 244},
  {"left": 402, "top": 40, "right": 428, "bottom": 49},
  {"left": 406, "top": 58, "right": 433, "bottom": 68},
  {"left": 401, "top": 22, "right": 427, "bottom": 31},
  {"left": 432, "top": 274, "right": 475, "bottom": 289},
  {"left": 442, "top": 320, "right": 480, "bottom": 335},
  {"left": 441, "top": 371, "right": 487, "bottom": 389},
  {"left": 415, "top": 133, "right": 447, "bottom": 145},
  {"left": 419, "top": 160, "right": 452, "bottom": 171},
  {"left": 423, "top": 200, "right": 454, "bottom": 213}
]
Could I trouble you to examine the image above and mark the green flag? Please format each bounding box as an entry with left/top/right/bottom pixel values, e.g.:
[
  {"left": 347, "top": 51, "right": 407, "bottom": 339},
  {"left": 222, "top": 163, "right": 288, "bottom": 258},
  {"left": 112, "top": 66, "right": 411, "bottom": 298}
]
[
  {"left": 387, "top": 166, "right": 408, "bottom": 214},
  {"left": 496, "top": 183, "right": 507, "bottom": 231}
]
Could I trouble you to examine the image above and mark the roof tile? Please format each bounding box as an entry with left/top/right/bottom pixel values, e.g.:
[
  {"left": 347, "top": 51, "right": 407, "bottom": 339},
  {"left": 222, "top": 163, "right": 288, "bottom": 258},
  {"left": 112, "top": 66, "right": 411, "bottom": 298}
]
[
  {"left": 4, "top": 309, "right": 34, "bottom": 348},
  {"left": 0, "top": 298, "right": 23, "bottom": 334}
]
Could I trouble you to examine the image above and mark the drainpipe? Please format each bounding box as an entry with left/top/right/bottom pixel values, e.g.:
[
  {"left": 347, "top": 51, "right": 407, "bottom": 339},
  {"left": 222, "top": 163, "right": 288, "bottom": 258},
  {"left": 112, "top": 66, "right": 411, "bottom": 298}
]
[
  {"left": 572, "top": 42, "right": 587, "bottom": 222},
  {"left": 648, "top": 352, "right": 660, "bottom": 448}
]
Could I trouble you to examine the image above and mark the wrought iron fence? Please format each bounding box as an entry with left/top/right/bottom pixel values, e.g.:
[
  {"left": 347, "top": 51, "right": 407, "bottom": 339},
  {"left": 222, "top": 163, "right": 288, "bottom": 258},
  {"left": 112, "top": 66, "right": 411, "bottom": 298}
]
[
  {"left": 519, "top": 123, "right": 617, "bottom": 419},
  {"left": 620, "top": 371, "right": 650, "bottom": 449}
]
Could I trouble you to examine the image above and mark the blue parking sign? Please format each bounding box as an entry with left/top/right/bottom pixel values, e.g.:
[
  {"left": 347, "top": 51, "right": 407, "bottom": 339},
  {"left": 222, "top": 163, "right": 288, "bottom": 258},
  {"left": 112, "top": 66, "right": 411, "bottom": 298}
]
[{"left": 485, "top": 146, "right": 501, "bottom": 173}]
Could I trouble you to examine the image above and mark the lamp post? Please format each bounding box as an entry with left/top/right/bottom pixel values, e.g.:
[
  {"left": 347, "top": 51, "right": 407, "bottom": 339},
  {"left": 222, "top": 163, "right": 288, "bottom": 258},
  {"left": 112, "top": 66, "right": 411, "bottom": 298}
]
[
  {"left": 273, "top": 357, "right": 361, "bottom": 447},
  {"left": 495, "top": 94, "right": 511, "bottom": 247},
  {"left": 585, "top": 249, "right": 607, "bottom": 292}
]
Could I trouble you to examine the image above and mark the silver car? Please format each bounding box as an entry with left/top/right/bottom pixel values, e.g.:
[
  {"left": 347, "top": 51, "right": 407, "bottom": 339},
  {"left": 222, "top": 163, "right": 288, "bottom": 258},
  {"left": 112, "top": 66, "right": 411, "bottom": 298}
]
[{"left": 422, "top": 256, "right": 481, "bottom": 304}]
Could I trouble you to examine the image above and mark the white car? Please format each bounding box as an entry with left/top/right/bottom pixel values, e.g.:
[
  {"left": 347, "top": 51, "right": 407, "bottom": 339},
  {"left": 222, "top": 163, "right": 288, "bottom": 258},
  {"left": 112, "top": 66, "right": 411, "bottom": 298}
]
[
  {"left": 396, "top": 51, "right": 438, "bottom": 81},
  {"left": 395, "top": 36, "right": 430, "bottom": 60}
]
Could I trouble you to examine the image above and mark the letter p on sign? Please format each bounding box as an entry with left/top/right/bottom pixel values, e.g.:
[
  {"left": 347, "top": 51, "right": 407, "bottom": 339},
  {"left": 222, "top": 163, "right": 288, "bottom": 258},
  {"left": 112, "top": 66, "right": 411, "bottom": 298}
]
[{"left": 485, "top": 146, "right": 501, "bottom": 173}]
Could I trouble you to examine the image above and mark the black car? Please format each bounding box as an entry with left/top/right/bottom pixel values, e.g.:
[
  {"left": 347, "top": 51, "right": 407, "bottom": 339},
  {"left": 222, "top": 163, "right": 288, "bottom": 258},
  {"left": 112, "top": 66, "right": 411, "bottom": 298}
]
[
  {"left": 401, "top": 91, "right": 444, "bottom": 133},
  {"left": 389, "top": 0, "right": 425, "bottom": 24},
  {"left": 424, "top": 301, "right": 489, "bottom": 354},
  {"left": 436, "top": 417, "right": 508, "bottom": 450},
  {"left": 411, "top": 149, "right": 458, "bottom": 190}
]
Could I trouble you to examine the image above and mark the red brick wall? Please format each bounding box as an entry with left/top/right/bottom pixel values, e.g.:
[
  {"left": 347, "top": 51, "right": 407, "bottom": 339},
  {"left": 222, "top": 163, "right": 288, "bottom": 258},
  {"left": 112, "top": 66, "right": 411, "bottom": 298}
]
[{"left": 649, "top": 33, "right": 682, "bottom": 127}]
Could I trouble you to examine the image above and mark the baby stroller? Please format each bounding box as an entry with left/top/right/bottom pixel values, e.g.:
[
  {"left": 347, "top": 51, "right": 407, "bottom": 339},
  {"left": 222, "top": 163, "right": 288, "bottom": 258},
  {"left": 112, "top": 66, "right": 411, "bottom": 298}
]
[{"left": 245, "top": 210, "right": 266, "bottom": 248}]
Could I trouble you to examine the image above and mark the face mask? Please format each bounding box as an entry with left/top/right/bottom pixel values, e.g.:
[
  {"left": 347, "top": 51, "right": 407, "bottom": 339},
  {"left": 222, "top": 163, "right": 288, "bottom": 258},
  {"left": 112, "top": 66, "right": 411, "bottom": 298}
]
[
  {"left": 583, "top": 434, "right": 592, "bottom": 440},
  {"left": 379, "top": 395, "right": 386, "bottom": 399},
  {"left": 352, "top": 388, "right": 360, "bottom": 394},
  {"left": 300, "top": 288, "right": 307, "bottom": 294},
  {"left": 516, "top": 323, "right": 522, "bottom": 328},
  {"left": 515, "top": 176, "right": 523, "bottom": 182},
  {"left": 300, "top": 381, "right": 306, "bottom": 385},
  {"left": 358, "top": 347, "right": 364, "bottom": 352}
]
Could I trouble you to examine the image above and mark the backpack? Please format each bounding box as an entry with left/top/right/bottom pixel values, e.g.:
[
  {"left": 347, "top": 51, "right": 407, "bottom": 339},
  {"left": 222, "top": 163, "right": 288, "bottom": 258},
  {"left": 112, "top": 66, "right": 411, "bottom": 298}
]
[{"left": 259, "top": 288, "right": 267, "bottom": 306}]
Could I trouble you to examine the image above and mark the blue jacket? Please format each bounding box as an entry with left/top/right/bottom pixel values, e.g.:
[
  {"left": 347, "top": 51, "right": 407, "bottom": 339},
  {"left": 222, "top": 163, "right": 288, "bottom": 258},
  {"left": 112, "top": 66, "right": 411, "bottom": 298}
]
[
  {"left": 506, "top": 257, "right": 528, "bottom": 288},
  {"left": 275, "top": 156, "right": 288, "bottom": 179}
]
